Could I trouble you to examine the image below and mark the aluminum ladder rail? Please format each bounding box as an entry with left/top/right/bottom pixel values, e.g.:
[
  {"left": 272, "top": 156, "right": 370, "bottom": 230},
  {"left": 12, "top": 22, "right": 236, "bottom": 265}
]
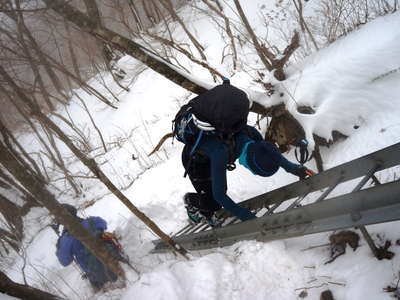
[{"left": 152, "top": 142, "right": 400, "bottom": 253}]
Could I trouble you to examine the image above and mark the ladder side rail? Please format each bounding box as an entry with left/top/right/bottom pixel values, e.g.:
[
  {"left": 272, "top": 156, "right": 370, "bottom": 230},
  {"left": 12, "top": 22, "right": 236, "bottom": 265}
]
[
  {"left": 257, "top": 202, "right": 400, "bottom": 245},
  {"left": 176, "top": 144, "right": 398, "bottom": 238},
  {"left": 161, "top": 144, "right": 400, "bottom": 249},
  {"left": 154, "top": 199, "right": 400, "bottom": 252},
  {"left": 152, "top": 180, "right": 400, "bottom": 252},
  {"left": 253, "top": 180, "right": 400, "bottom": 248},
  {"left": 221, "top": 143, "right": 400, "bottom": 218}
]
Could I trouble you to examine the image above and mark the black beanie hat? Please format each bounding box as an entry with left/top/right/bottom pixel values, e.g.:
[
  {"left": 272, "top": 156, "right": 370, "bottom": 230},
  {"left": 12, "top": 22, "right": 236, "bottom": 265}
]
[{"left": 246, "top": 141, "right": 281, "bottom": 177}]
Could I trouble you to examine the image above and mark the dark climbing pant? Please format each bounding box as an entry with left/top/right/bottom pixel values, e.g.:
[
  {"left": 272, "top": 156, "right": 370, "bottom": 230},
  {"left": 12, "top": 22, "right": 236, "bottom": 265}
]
[
  {"left": 86, "top": 258, "right": 118, "bottom": 290},
  {"left": 85, "top": 246, "right": 119, "bottom": 290},
  {"left": 182, "top": 145, "right": 222, "bottom": 217}
]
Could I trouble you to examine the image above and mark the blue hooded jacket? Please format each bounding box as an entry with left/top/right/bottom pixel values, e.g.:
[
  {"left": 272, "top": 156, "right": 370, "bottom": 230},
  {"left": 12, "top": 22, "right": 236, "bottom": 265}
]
[
  {"left": 56, "top": 216, "right": 107, "bottom": 273},
  {"left": 194, "top": 126, "right": 301, "bottom": 221}
]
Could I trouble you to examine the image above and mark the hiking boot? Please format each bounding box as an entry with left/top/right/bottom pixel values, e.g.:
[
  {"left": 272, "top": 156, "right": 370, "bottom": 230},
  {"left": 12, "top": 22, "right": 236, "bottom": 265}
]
[
  {"left": 205, "top": 213, "right": 223, "bottom": 227},
  {"left": 184, "top": 193, "right": 204, "bottom": 224},
  {"left": 183, "top": 193, "right": 193, "bottom": 207},
  {"left": 187, "top": 210, "right": 204, "bottom": 224}
]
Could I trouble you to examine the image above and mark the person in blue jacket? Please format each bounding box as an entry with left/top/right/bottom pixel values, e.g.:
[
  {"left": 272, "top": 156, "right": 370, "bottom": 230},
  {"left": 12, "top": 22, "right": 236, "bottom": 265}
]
[
  {"left": 182, "top": 125, "right": 314, "bottom": 226},
  {"left": 56, "top": 204, "right": 118, "bottom": 291}
]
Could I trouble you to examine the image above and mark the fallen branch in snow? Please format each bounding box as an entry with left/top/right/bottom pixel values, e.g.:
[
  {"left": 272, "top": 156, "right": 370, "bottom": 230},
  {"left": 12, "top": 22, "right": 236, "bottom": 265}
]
[
  {"left": 0, "top": 269, "right": 64, "bottom": 300},
  {"left": 384, "top": 272, "right": 400, "bottom": 299},
  {"left": 306, "top": 278, "right": 318, "bottom": 284},
  {"left": 148, "top": 132, "right": 174, "bottom": 157},
  {"left": 301, "top": 243, "right": 330, "bottom": 251},
  {"left": 371, "top": 66, "right": 400, "bottom": 83},
  {"left": 327, "top": 281, "right": 346, "bottom": 287},
  {"left": 295, "top": 281, "right": 346, "bottom": 291},
  {"left": 295, "top": 283, "right": 329, "bottom": 291}
]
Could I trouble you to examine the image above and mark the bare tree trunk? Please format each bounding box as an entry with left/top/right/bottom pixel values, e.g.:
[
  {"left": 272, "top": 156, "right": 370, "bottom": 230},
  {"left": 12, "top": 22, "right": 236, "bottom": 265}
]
[
  {"left": 39, "top": 0, "right": 305, "bottom": 145},
  {"left": 42, "top": 52, "right": 118, "bottom": 109},
  {"left": 150, "top": 0, "right": 163, "bottom": 24},
  {"left": 51, "top": 111, "right": 92, "bottom": 152},
  {"left": 0, "top": 90, "right": 81, "bottom": 195},
  {"left": 273, "top": 32, "right": 300, "bottom": 81},
  {"left": 83, "top": 0, "right": 129, "bottom": 90},
  {"left": 90, "top": 58, "right": 126, "bottom": 100},
  {"left": 4, "top": 5, "right": 55, "bottom": 111},
  {"left": 0, "top": 228, "right": 20, "bottom": 255},
  {"left": 158, "top": 0, "right": 207, "bottom": 61},
  {"left": 0, "top": 176, "right": 11, "bottom": 189},
  {"left": 42, "top": 0, "right": 207, "bottom": 95},
  {"left": 0, "top": 167, "right": 32, "bottom": 197},
  {"left": 0, "top": 65, "right": 189, "bottom": 259},
  {"left": 232, "top": 0, "right": 300, "bottom": 81},
  {"left": 0, "top": 117, "right": 46, "bottom": 182},
  {"left": 41, "top": 124, "right": 82, "bottom": 196},
  {"left": 293, "top": 0, "right": 319, "bottom": 51},
  {"left": 142, "top": 0, "right": 158, "bottom": 27},
  {"left": 14, "top": 0, "right": 66, "bottom": 101},
  {"left": 64, "top": 20, "right": 83, "bottom": 83},
  {"left": 0, "top": 138, "right": 125, "bottom": 278},
  {"left": 0, "top": 112, "right": 43, "bottom": 183},
  {"left": 0, "top": 259, "right": 60, "bottom": 299},
  {"left": 102, "top": 48, "right": 130, "bottom": 92},
  {"left": 312, "top": 143, "right": 324, "bottom": 173},
  {"left": 145, "top": 31, "right": 224, "bottom": 80},
  {"left": 74, "top": 92, "right": 108, "bottom": 153},
  {"left": 201, "top": 0, "right": 238, "bottom": 70},
  {"left": 232, "top": 0, "right": 274, "bottom": 71},
  {"left": 82, "top": 0, "right": 102, "bottom": 26},
  {"left": 128, "top": 0, "right": 144, "bottom": 31},
  {"left": 0, "top": 194, "right": 23, "bottom": 242}
]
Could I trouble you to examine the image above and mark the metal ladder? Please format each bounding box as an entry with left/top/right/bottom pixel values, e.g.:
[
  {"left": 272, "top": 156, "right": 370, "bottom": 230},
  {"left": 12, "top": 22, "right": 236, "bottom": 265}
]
[{"left": 152, "top": 142, "right": 400, "bottom": 253}]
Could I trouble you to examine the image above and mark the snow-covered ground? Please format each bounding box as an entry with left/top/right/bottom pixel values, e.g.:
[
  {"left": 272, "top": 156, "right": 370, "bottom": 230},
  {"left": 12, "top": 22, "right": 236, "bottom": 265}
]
[{"left": 3, "top": 1, "right": 400, "bottom": 300}]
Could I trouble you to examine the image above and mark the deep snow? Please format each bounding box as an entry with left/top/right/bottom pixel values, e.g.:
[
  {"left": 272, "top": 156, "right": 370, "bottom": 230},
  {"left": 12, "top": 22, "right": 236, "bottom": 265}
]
[{"left": 2, "top": 1, "right": 400, "bottom": 300}]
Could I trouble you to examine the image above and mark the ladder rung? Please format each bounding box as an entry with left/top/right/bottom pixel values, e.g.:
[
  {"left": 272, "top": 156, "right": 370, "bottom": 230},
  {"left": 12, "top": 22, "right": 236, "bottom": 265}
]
[
  {"left": 176, "top": 223, "right": 199, "bottom": 236},
  {"left": 173, "top": 224, "right": 193, "bottom": 237},
  {"left": 371, "top": 175, "right": 381, "bottom": 185},
  {"left": 196, "top": 223, "right": 211, "bottom": 233},
  {"left": 315, "top": 177, "right": 343, "bottom": 203},
  {"left": 353, "top": 165, "right": 380, "bottom": 192}
]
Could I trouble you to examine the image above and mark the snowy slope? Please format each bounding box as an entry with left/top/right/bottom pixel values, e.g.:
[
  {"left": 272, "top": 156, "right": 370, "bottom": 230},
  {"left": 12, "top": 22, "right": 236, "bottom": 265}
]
[
  {"left": 0, "top": 293, "right": 18, "bottom": 300},
  {"left": 3, "top": 2, "right": 400, "bottom": 300}
]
